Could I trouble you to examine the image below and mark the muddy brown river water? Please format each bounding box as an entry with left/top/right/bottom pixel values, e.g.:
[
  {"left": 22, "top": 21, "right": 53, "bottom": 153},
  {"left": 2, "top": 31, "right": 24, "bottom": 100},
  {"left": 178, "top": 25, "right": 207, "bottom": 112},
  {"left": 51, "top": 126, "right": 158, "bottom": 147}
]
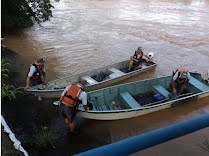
[{"left": 2, "top": 0, "right": 209, "bottom": 155}]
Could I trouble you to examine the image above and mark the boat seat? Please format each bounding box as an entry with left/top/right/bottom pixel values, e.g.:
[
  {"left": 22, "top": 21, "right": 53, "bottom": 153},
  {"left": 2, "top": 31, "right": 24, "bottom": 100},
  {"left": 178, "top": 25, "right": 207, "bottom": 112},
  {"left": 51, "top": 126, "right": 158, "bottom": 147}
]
[
  {"left": 120, "top": 92, "right": 142, "bottom": 109},
  {"left": 108, "top": 68, "right": 125, "bottom": 74},
  {"left": 153, "top": 85, "right": 170, "bottom": 99},
  {"left": 189, "top": 76, "right": 209, "bottom": 92},
  {"left": 82, "top": 76, "right": 98, "bottom": 85},
  {"left": 108, "top": 68, "right": 125, "bottom": 78},
  {"left": 109, "top": 72, "right": 125, "bottom": 78}
]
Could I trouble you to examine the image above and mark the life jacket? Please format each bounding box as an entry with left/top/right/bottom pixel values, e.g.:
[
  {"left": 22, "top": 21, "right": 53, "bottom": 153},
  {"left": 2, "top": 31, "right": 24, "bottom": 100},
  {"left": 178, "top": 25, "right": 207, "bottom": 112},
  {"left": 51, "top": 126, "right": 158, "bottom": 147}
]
[
  {"left": 133, "top": 51, "right": 143, "bottom": 62},
  {"left": 173, "top": 69, "right": 188, "bottom": 84},
  {"left": 62, "top": 84, "right": 83, "bottom": 107},
  {"left": 28, "top": 64, "right": 44, "bottom": 80}
]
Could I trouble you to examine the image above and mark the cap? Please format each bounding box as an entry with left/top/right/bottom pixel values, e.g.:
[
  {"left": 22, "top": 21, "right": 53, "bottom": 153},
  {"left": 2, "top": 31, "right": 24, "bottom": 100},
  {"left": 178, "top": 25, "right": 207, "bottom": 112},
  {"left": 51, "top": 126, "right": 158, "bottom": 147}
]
[
  {"left": 37, "top": 58, "right": 45, "bottom": 63},
  {"left": 136, "top": 47, "right": 143, "bottom": 53},
  {"left": 137, "top": 47, "right": 142, "bottom": 51}
]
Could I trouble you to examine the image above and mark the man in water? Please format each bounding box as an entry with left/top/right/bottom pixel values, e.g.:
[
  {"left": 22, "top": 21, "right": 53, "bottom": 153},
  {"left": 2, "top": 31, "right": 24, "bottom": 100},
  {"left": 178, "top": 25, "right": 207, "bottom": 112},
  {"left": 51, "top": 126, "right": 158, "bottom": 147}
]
[
  {"left": 59, "top": 79, "right": 91, "bottom": 134},
  {"left": 128, "top": 47, "right": 149, "bottom": 71},
  {"left": 169, "top": 66, "right": 190, "bottom": 97},
  {"left": 25, "top": 58, "right": 46, "bottom": 101}
]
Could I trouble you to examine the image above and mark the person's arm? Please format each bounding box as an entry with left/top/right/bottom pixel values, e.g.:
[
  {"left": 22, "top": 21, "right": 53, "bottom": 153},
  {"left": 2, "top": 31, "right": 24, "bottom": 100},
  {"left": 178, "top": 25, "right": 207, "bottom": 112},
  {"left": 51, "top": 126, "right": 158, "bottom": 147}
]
[
  {"left": 42, "top": 67, "right": 47, "bottom": 84},
  {"left": 25, "top": 76, "right": 31, "bottom": 90},
  {"left": 171, "top": 71, "right": 179, "bottom": 94},
  {"left": 80, "top": 92, "right": 89, "bottom": 111},
  {"left": 24, "top": 66, "right": 36, "bottom": 90},
  {"left": 43, "top": 72, "right": 46, "bottom": 84},
  {"left": 178, "top": 72, "right": 190, "bottom": 95},
  {"left": 171, "top": 79, "right": 177, "bottom": 93},
  {"left": 178, "top": 79, "right": 189, "bottom": 95},
  {"left": 130, "top": 55, "right": 138, "bottom": 62},
  {"left": 143, "top": 54, "right": 150, "bottom": 61}
]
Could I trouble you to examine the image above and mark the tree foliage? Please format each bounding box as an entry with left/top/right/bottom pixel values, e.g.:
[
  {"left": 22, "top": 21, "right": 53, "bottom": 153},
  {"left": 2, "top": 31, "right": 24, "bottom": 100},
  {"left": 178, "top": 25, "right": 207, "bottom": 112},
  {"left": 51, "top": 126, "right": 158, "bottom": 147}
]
[{"left": 1, "top": 0, "right": 53, "bottom": 30}]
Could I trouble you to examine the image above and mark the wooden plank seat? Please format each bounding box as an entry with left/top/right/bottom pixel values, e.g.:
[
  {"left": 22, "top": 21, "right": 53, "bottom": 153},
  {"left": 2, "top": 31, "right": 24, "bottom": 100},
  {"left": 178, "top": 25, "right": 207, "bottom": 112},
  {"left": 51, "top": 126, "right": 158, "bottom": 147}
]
[
  {"left": 189, "top": 76, "right": 209, "bottom": 92},
  {"left": 82, "top": 76, "right": 98, "bottom": 85},
  {"left": 108, "top": 68, "right": 126, "bottom": 78},
  {"left": 153, "top": 85, "right": 170, "bottom": 99},
  {"left": 109, "top": 72, "right": 125, "bottom": 78},
  {"left": 108, "top": 68, "right": 125, "bottom": 74},
  {"left": 120, "top": 92, "right": 142, "bottom": 109}
]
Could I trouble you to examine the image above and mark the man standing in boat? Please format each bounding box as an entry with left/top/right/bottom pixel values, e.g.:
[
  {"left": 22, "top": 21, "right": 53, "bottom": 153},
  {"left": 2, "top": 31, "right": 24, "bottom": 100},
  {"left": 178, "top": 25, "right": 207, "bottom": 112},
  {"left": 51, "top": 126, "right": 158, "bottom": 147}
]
[
  {"left": 169, "top": 66, "right": 190, "bottom": 97},
  {"left": 128, "top": 47, "right": 150, "bottom": 72},
  {"left": 59, "top": 79, "right": 91, "bottom": 134},
  {"left": 25, "top": 58, "right": 46, "bottom": 101}
]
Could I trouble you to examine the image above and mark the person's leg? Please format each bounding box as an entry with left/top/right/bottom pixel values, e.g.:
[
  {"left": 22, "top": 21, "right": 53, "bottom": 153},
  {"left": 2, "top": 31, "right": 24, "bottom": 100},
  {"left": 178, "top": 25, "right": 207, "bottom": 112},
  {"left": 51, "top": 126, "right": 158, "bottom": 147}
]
[
  {"left": 66, "top": 107, "right": 78, "bottom": 132},
  {"left": 134, "top": 60, "right": 143, "bottom": 70},
  {"left": 169, "top": 80, "right": 178, "bottom": 95},
  {"left": 37, "top": 78, "right": 43, "bottom": 101},
  {"left": 128, "top": 60, "right": 134, "bottom": 71},
  {"left": 178, "top": 80, "right": 188, "bottom": 96},
  {"left": 31, "top": 79, "right": 43, "bottom": 101},
  {"left": 136, "top": 64, "right": 142, "bottom": 69},
  {"left": 59, "top": 103, "right": 70, "bottom": 128}
]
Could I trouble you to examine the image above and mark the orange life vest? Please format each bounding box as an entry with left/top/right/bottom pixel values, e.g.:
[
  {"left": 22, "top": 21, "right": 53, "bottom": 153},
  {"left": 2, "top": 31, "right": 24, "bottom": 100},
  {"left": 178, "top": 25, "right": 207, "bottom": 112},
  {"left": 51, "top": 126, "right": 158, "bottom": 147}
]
[{"left": 62, "top": 84, "right": 82, "bottom": 107}]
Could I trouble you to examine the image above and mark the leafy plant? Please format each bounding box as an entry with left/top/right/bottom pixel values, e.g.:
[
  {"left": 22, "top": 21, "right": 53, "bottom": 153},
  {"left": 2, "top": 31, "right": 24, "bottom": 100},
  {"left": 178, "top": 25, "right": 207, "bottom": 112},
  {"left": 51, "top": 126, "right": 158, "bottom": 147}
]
[
  {"left": 1, "top": 58, "right": 10, "bottom": 80},
  {"left": 32, "top": 126, "right": 57, "bottom": 149},
  {"left": 1, "top": 58, "right": 22, "bottom": 100},
  {"left": 2, "top": 83, "right": 22, "bottom": 100},
  {"left": 200, "top": 136, "right": 209, "bottom": 152}
]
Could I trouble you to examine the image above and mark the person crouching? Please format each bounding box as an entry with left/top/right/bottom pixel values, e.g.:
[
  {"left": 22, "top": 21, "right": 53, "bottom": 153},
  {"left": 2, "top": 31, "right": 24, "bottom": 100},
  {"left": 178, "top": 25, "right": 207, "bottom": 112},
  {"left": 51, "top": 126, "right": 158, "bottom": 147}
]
[
  {"left": 59, "top": 79, "right": 90, "bottom": 134},
  {"left": 169, "top": 66, "right": 190, "bottom": 97}
]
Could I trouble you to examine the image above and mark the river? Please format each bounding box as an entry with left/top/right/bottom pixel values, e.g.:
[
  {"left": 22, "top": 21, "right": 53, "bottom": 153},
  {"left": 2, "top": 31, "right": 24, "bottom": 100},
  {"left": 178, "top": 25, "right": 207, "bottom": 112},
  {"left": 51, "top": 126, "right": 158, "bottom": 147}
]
[{"left": 2, "top": 0, "right": 209, "bottom": 155}]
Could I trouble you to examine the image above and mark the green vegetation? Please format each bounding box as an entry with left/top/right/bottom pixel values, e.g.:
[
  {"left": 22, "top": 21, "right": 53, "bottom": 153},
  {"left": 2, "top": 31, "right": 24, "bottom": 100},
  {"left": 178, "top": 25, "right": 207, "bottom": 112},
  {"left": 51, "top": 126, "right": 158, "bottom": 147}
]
[
  {"left": 1, "top": 58, "right": 22, "bottom": 100},
  {"left": 1, "top": 0, "right": 53, "bottom": 30},
  {"left": 32, "top": 126, "right": 57, "bottom": 149},
  {"left": 200, "top": 136, "right": 209, "bottom": 152}
]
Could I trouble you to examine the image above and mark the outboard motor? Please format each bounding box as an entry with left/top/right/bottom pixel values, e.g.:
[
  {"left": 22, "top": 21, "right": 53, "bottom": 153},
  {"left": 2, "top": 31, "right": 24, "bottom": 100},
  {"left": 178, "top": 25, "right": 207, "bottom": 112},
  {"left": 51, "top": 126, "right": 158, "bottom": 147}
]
[
  {"left": 148, "top": 52, "right": 154, "bottom": 62},
  {"left": 146, "top": 52, "right": 155, "bottom": 66}
]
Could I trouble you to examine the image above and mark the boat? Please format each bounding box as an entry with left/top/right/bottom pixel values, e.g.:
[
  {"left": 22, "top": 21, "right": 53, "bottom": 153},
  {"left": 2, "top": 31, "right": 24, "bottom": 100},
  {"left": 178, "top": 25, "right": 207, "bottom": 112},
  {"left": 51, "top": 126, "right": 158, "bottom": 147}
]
[
  {"left": 27, "top": 60, "right": 157, "bottom": 98},
  {"left": 54, "top": 72, "right": 209, "bottom": 120}
]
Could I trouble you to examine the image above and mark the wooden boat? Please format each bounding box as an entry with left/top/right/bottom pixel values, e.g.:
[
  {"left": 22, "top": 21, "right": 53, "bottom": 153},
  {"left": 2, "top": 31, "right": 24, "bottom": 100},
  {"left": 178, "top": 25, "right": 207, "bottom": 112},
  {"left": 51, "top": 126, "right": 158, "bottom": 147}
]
[
  {"left": 27, "top": 60, "right": 157, "bottom": 98},
  {"left": 54, "top": 72, "right": 209, "bottom": 120}
]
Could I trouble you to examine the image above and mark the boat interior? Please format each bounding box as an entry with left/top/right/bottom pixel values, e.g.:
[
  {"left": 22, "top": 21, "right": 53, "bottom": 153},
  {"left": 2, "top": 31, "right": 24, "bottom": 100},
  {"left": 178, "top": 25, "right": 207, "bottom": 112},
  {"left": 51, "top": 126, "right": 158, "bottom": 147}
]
[
  {"left": 86, "top": 73, "right": 209, "bottom": 112},
  {"left": 34, "top": 61, "right": 155, "bottom": 90}
]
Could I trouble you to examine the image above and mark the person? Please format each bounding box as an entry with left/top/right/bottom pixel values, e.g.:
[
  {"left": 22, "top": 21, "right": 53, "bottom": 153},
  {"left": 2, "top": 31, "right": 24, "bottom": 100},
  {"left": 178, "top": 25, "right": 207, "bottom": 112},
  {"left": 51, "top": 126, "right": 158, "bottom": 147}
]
[
  {"left": 24, "top": 58, "right": 46, "bottom": 101},
  {"left": 128, "top": 47, "right": 149, "bottom": 71},
  {"left": 169, "top": 66, "right": 190, "bottom": 97},
  {"left": 59, "top": 79, "right": 91, "bottom": 134}
]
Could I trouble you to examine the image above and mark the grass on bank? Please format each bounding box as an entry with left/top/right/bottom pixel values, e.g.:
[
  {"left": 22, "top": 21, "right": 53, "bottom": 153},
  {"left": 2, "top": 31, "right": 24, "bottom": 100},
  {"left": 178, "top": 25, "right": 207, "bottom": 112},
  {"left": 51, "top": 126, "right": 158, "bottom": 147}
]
[
  {"left": 32, "top": 126, "right": 57, "bottom": 149},
  {"left": 200, "top": 136, "right": 209, "bottom": 152}
]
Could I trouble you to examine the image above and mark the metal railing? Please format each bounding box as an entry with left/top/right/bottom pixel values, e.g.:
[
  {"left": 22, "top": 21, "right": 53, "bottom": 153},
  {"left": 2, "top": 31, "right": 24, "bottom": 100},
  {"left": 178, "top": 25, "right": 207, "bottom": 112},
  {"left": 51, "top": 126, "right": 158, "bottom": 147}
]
[{"left": 75, "top": 114, "right": 209, "bottom": 156}]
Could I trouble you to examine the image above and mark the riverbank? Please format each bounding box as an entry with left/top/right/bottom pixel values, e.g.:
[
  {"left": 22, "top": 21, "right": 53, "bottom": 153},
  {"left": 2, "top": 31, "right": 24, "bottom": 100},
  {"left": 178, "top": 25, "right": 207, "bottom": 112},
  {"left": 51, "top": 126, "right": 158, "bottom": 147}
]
[{"left": 1, "top": 47, "right": 105, "bottom": 156}]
